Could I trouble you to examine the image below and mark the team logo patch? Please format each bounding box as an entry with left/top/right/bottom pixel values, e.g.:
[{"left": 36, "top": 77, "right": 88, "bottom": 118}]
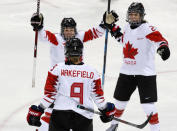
[{"left": 123, "top": 41, "right": 138, "bottom": 59}]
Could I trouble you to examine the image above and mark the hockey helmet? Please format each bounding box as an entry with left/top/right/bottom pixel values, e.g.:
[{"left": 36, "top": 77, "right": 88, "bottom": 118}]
[
  {"left": 65, "top": 38, "right": 83, "bottom": 57},
  {"left": 126, "top": 2, "right": 146, "bottom": 27},
  {"left": 61, "top": 17, "right": 77, "bottom": 40}
]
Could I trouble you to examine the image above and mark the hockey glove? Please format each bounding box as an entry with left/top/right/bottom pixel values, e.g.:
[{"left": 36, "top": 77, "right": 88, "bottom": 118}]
[
  {"left": 31, "top": 13, "right": 44, "bottom": 31},
  {"left": 110, "top": 25, "right": 123, "bottom": 39},
  {"left": 99, "top": 102, "right": 116, "bottom": 123},
  {"left": 26, "top": 105, "right": 44, "bottom": 127},
  {"left": 157, "top": 44, "right": 170, "bottom": 61},
  {"left": 100, "top": 10, "right": 119, "bottom": 30}
]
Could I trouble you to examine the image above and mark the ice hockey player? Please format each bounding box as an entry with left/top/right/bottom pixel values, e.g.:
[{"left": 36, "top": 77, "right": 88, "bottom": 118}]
[
  {"left": 101, "top": 2, "right": 170, "bottom": 131},
  {"left": 29, "top": 12, "right": 117, "bottom": 131},
  {"left": 26, "top": 38, "right": 116, "bottom": 131},
  {"left": 30, "top": 13, "right": 117, "bottom": 67}
]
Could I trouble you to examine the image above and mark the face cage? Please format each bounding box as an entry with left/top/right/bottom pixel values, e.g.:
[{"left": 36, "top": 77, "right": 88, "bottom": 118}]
[
  {"left": 61, "top": 27, "right": 77, "bottom": 41},
  {"left": 126, "top": 11, "right": 145, "bottom": 27}
]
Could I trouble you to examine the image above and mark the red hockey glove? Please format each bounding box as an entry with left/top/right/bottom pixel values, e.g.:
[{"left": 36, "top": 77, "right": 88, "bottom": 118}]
[
  {"left": 99, "top": 102, "right": 116, "bottom": 123},
  {"left": 26, "top": 105, "right": 44, "bottom": 127}
]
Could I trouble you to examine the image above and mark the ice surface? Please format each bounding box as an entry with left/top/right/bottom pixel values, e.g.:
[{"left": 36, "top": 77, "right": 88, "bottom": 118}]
[{"left": 0, "top": 0, "right": 177, "bottom": 130}]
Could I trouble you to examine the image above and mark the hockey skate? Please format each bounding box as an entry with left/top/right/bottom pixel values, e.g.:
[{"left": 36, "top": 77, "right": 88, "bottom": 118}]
[{"left": 106, "top": 124, "right": 118, "bottom": 131}]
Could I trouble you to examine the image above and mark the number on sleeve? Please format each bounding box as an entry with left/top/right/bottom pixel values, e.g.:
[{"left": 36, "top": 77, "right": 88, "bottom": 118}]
[{"left": 149, "top": 26, "right": 156, "bottom": 32}]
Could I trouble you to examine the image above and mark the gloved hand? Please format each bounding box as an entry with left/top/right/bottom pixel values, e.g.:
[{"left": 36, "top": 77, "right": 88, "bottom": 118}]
[
  {"left": 104, "top": 10, "right": 119, "bottom": 24},
  {"left": 31, "top": 13, "right": 44, "bottom": 31},
  {"left": 99, "top": 102, "right": 116, "bottom": 123},
  {"left": 26, "top": 105, "right": 44, "bottom": 127},
  {"left": 100, "top": 10, "right": 119, "bottom": 30},
  {"left": 157, "top": 45, "right": 170, "bottom": 60},
  {"left": 110, "top": 25, "right": 123, "bottom": 39}
]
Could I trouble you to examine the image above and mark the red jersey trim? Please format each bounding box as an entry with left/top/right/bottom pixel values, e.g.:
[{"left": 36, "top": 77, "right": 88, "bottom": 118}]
[
  {"left": 146, "top": 31, "right": 168, "bottom": 43},
  {"left": 44, "top": 72, "right": 58, "bottom": 95},
  {"left": 93, "top": 79, "right": 104, "bottom": 96},
  {"left": 83, "top": 29, "right": 94, "bottom": 42},
  {"left": 45, "top": 31, "right": 58, "bottom": 46}
]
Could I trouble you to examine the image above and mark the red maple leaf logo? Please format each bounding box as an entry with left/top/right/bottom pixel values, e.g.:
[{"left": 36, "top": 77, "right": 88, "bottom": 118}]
[{"left": 123, "top": 41, "right": 138, "bottom": 59}]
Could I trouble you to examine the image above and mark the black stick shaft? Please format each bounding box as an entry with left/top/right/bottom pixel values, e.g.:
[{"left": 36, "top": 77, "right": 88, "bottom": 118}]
[
  {"left": 77, "top": 105, "right": 152, "bottom": 129},
  {"left": 34, "top": 0, "right": 40, "bottom": 58},
  {"left": 32, "top": 0, "right": 40, "bottom": 88},
  {"left": 102, "top": 0, "right": 111, "bottom": 89}
]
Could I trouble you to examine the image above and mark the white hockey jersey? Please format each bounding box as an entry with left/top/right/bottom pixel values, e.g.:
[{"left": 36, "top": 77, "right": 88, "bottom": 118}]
[
  {"left": 38, "top": 26, "right": 105, "bottom": 67},
  {"left": 118, "top": 23, "right": 168, "bottom": 76},
  {"left": 40, "top": 62, "right": 107, "bottom": 119}
]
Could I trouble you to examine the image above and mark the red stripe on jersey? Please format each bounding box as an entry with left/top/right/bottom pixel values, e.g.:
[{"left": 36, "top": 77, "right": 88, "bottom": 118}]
[
  {"left": 93, "top": 28, "right": 98, "bottom": 39},
  {"left": 45, "top": 31, "right": 58, "bottom": 45},
  {"left": 44, "top": 72, "right": 58, "bottom": 95},
  {"left": 115, "top": 108, "right": 124, "bottom": 117},
  {"left": 148, "top": 113, "right": 159, "bottom": 125},
  {"left": 43, "top": 98, "right": 53, "bottom": 103},
  {"left": 83, "top": 29, "right": 94, "bottom": 42},
  {"left": 100, "top": 97, "right": 104, "bottom": 99},
  {"left": 96, "top": 29, "right": 103, "bottom": 34},
  {"left": 146, "top": 31, "right": 168, "bottom": 43},
  {"left": 93, "top": 79, "right": 104, "bottom": 96},
  {"left": 46, "top": 94, "right": 55, "bottom": 100}
]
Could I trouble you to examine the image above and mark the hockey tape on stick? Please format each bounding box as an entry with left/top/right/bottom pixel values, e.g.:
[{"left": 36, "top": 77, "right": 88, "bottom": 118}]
[{"left": 32, "top": 0, "right": 41, "bottom": 88}]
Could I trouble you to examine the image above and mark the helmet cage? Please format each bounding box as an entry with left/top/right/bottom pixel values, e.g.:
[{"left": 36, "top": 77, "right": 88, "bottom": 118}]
[
  {"left": 126, "top": 2, "right": 145, "bottom": 27},
  {"left": 61, "top": 18, "right": 77, "bottom": 40}
]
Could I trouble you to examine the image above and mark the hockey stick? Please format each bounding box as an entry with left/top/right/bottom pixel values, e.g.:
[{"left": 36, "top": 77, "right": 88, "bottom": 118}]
[
  {"left": 77, "top": 105, "right": 153, "bottom": 129},
  {"left": 102, "top": 0, "right": 111, "bottom": 89},
  {"left": 32, "top": 0, "right": 40, "bottom": 88}
]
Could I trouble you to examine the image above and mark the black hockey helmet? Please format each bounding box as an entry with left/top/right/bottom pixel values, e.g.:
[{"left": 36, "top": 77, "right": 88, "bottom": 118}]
[
  {"left": 61, "top": 17, "right": 76, "bottom": 28},
  {"left": 126, "top": 2, "right": 146, "bottom": 27},
  {"left": 65, "top": 38, "right": 83, "bottom": 57},
  {"left": 61, "top": 17, "right": 77, "bottom": 39}
]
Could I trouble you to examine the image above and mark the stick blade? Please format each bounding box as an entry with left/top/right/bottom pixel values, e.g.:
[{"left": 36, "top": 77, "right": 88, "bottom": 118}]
[{"left": 137, "top": 112, "right": 153, "bottom": 129}]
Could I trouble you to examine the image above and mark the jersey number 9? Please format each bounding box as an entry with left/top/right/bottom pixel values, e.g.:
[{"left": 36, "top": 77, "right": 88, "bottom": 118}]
[{"left": 70, "top": 82, "right": 83, "bottom": 104}]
